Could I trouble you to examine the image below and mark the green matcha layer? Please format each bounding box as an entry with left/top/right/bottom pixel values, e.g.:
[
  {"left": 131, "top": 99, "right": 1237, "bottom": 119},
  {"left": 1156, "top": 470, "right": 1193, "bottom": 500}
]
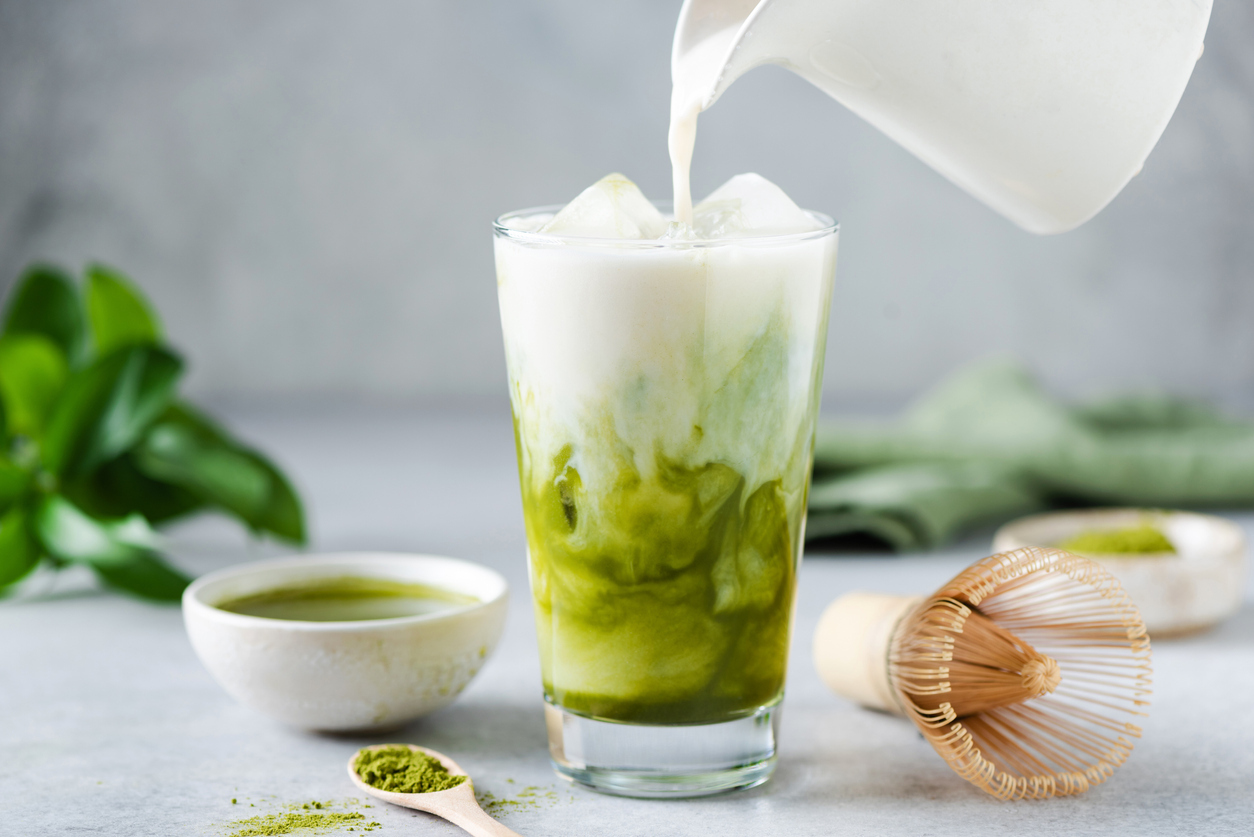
[
  {"left": 510, "top": 296, "right": 825, "bottom": 726},
  {"left": 520, "top": 440, "right": 807, "bottom": 724}
]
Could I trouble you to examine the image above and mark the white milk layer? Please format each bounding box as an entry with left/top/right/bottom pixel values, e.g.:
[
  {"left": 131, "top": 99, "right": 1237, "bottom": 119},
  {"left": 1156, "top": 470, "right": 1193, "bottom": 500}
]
[{"left": 496, "top": 224, "right": 836, "bottom": 502}]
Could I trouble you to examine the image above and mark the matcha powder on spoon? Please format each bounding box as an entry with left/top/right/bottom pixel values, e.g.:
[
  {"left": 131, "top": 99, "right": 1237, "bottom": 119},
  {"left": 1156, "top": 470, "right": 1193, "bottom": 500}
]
[{"left": 355, "top": 746, "right": 467, "bottom": 794}]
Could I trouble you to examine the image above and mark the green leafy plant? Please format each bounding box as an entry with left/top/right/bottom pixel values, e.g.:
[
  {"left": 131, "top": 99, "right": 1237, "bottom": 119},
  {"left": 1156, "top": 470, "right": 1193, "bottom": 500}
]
[{"left": 0, "top": 264, "right": 305, "bottom": 601}]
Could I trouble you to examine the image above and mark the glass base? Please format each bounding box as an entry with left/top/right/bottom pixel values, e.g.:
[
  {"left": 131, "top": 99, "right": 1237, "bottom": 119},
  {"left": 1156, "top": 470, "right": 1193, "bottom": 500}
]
[{"left": 544, "top": 699, "right": 781, "bottom": 798}]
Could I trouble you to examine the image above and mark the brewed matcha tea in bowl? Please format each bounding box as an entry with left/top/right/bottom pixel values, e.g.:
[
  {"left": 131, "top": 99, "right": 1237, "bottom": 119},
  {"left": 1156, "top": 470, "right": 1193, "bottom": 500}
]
[
  {"left": 184, "top": 553, "right": 508, "bottom": 731},
  {"left": 495, "top": 173, "right": 837, "bottom": 796}
]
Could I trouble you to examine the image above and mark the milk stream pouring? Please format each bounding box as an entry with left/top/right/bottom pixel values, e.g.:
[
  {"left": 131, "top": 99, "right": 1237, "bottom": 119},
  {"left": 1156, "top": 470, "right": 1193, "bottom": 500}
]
[{"left": 670, "top": 0, "right": 1213, "bottom": 234}]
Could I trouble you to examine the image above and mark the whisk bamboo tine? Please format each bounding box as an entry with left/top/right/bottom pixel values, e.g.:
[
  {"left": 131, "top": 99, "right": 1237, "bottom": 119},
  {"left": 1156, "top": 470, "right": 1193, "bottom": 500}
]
[{"left": 815, "top": 547, "right": 1151, "bottom": 800}]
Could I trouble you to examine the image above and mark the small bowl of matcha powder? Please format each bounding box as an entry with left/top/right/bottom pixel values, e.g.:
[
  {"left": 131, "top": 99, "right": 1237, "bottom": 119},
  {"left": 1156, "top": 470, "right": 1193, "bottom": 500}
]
[{"left": 353, "top": 745, "right": 467, "bottom": 794}]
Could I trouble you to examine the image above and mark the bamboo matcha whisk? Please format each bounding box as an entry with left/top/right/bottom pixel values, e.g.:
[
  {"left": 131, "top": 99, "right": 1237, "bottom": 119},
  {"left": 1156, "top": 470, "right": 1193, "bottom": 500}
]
[{"left": 814, "top": 547, "right": 1152, "bottom": 800}]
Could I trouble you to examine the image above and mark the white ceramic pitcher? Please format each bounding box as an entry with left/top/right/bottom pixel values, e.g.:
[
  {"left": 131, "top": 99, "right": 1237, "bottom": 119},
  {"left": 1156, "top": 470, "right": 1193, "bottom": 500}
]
[{"left": 674, "top": 0, "right": 1212, "bottom": 234}]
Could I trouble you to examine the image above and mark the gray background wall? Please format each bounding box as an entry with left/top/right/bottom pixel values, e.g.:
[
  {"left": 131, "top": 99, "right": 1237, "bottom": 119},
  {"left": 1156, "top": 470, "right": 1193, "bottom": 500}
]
[{"left": 1, "top": 0, "right": 1251, "bottom": 411}]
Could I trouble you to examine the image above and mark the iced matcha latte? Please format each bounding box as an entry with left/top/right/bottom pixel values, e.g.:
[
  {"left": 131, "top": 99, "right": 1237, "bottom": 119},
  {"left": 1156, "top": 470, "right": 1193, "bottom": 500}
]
[{"left": 495, "top": 173, "right": 836, "bottom": 795}]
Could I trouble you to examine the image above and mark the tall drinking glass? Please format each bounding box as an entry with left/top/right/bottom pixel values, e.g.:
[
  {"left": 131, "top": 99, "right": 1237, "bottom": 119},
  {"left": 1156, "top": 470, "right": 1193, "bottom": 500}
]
[{"left": 494, "top": 207, "right": 837, "bottom": 797}]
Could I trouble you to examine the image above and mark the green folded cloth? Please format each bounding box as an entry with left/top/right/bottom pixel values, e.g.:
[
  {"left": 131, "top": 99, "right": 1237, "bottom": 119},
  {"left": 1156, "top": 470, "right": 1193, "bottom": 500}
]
[{"left": 807, "top": 359, "right": 1254, "bottom": 550}]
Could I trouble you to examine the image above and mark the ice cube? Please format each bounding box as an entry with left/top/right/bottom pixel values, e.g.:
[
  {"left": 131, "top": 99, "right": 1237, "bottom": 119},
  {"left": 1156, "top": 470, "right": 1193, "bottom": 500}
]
[
  {"left": 693, "top": 173, "right": 821, "bottom": 238},
  {"left": 541, "top": 173, "right": 668, "bottom": 239}
]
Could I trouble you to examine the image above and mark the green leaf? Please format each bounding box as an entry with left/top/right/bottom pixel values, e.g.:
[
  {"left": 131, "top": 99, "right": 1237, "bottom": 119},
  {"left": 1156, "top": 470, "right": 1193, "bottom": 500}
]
[
  {"left": 134, "top": 403, "right": 306, "bottom": 543},
  {"left": 0, "top": 506, "right": 39, "bottom": 588},
  {"left": 0, "top": 458, "right": 31, "bottom": 511},
  {"left": 62, "top": 454, "right": 204, "bottom": 524},
  {"left": 85, "top": 264, "right": 161, "bottom": 354},
  {"left": 89, "top": 551, "right": 190, "bottom": 601},
  {"left": 136, "top": 423, "right": 271, "bottom": 520},
  {"left": 41, "top": 345, "right": 183, "bottom": 477},
  {"left": 35, "top": 494, "right": 157, "bottom": 561},
  {"left": 246, "top": 449, "right": 305, "bottom": 543},
  {"left": 0, "top": 334, "right": 69, "bottom": 437},
  {"left": 2, "top": 264, "right": 87, "bottom": 365},
  {"left": 34, "top": 494, "right": 189, "bottom": 601}
]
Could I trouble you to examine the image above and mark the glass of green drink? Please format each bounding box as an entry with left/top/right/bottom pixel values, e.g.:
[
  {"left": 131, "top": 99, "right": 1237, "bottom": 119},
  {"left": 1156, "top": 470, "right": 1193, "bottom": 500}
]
[{"left": 494, "top": 181, "right": 837, "bottom": 797}]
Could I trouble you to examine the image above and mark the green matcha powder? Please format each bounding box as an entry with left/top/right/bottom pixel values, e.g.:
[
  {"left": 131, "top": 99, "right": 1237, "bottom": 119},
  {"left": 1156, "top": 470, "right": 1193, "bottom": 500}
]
[
  {"left": 355, "top": 746, "right": 467, "bottom": 794},
  {"left": 1061, "top": 524, "right": 1175, "bottom": 555},
  {"left": 227, "top": 811, "right": 374, "bottom": 837}
]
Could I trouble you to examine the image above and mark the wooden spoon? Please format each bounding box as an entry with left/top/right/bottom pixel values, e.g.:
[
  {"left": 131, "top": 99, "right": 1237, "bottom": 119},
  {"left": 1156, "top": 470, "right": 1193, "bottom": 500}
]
[{"left": 348, "top": 744, "right": 522, "bottom": 837}]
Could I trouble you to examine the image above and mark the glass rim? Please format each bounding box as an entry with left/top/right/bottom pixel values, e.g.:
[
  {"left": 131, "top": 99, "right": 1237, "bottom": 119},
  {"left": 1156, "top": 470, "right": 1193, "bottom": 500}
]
[{"left": 493, "top": 203, "right": 838, "bottom": 249}]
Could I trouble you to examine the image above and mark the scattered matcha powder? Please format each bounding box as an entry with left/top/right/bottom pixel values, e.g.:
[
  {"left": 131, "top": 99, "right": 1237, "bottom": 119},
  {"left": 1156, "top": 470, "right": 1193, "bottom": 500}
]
[
  {"left": 476, "top": 785, "right": 561, "bottom": 817},
  {"left": 221, "top": 799, "right": 378, "bottom": 837},
  {"left": 225, "top": 812, "right": 377, "bottom": 837},
  {"left": 287, "top": 801, "right": 340, "bottom": 813},
  {"left": 1061, "top": 524, "right": 1175, "bottom": 555},
  {"left": 354, "top": 746, "right": 466, "bottom": 794}
]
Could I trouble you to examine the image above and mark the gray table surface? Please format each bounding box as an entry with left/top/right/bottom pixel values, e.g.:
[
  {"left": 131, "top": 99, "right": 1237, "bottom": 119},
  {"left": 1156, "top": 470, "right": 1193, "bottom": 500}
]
[{"left": 4, "top": 406, "right": 1252, "bottom": 837}]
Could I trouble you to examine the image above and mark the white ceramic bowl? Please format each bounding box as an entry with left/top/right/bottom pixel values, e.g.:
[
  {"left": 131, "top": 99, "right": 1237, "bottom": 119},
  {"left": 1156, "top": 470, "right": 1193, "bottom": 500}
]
[
  {"left": 993, "top": 509, "right": 1247, "bottom": 637},
  {"left": 183, "top": 553, "right": 508, "bottom": 731}
]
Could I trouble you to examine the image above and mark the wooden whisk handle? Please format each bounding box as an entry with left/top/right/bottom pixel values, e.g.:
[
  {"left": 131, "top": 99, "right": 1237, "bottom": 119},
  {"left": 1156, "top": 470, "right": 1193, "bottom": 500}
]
[{"left": 813, "top": 592, "right": 921, "bottom": 713}]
